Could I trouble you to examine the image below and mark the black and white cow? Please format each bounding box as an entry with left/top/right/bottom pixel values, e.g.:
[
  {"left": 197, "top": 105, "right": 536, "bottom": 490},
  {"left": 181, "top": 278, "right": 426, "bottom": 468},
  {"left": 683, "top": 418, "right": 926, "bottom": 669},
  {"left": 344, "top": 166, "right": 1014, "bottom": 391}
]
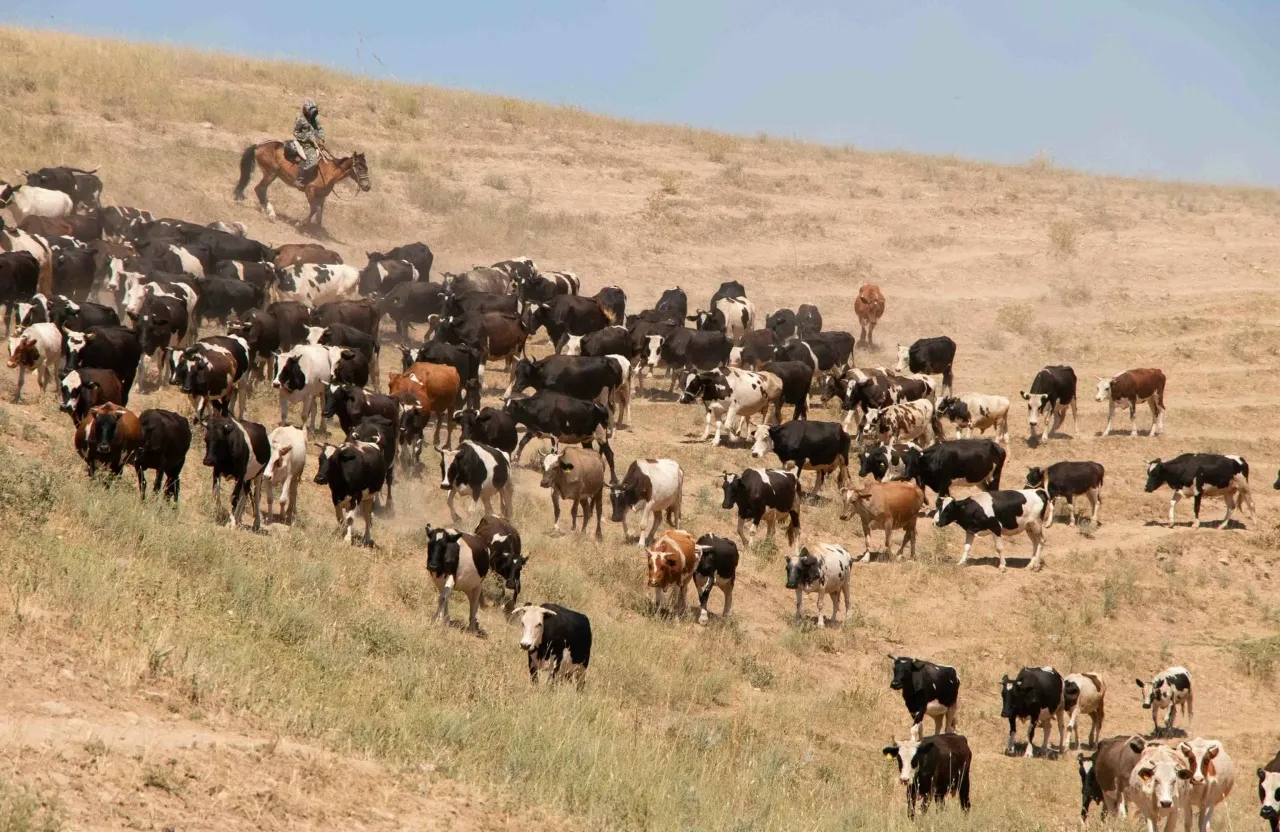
[
  {"left": 438, "top": 440, "right": 514, "bottom": 522},
  {"left": 505, "top": 391, "right": 616, "bottom": 482},
  {"left": 904, "top": 439, "right": 1005, "bottom": 498},
  {"left": 453, "top": 406, "right": 519, "bottom": 454},
  {"left": 692, "top": 534, "right": 738, "bottom": 625},
  {"left": 270, "top": 263, "right": 361, "bottom": 307},
  {"left": 314, "top": 438, "right": 387, "bottom": 545},
  {"left": 514, "top": 603, "right": 592, "bottom": 686},
  {"left": 607, "top": 458, "right": 683, "bottom": 547},
  {"left": 474, "top": 514, "right": 526, "bottom": 609},
  {"left": 358, "top": 257, "right": 418, "bottom": 296},
  {"left": 323, "top": 383, "right": 400, "bottom": 437},
  {"left": 897, "top": 336, "right": 956, "bottom": 396},
  {"left": 425, "top": 525, "right": 490, "bottom": 632},
  {"left": 64, "top": 325, "right": 142, "bottom": 405},
  {"left": 1000, "top": 667, "right": 1066, "bottom": 758},
  {"left": 881, "top": 735, "right": 972, "bottom": 820},
  {"left": 935, "top": 488, "right": 1050, "bottom": 571},
  {"left": 720, "top": 468, "right": 802, "bottom": 547},
  {"left": 859, "top": 442, "right": 922, "bottom": 483},
  {"left": 1145, "top": 453, "right": 1253, "bottom": 529},
  {"left": 889, "top": 656, "right": 961, "bottom": 740},
  {"left": 505, "top": 355, "right": 624, "bottom": 414},
  {"left": 1258, "top": 750, "right": 1280, "bottom": 831},
  {"left": 749, "top": 419, "right": 850, "bottom": 493},
  {"left": 937, "top": 394, "right": 1009, "bottom": 444},
  {"left": 202, "top": 415, "right": 271, "bottom": 531},
  {"left": 1021, "top": 365, "right": 1077, "bottom": 444},
  {"left": 679, "top": 367, "right": 779, "bottom": 445},
  {"left": 1026, "top": 461, "right": 1105, "bottom": 527},
  {"left": 1136, "top": 666, "right": 1193, "bottom": 736},
  {"left": 347, "top": 415, "right": 398, "bottom": 511}
]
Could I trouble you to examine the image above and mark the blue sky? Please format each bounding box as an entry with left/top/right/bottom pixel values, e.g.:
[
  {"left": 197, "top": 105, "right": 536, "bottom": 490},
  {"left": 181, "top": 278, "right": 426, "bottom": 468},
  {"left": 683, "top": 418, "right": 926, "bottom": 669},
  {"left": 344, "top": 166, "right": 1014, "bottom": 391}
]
[{"left": 7, "top": 1, "right": 1279, "bottom": 185}]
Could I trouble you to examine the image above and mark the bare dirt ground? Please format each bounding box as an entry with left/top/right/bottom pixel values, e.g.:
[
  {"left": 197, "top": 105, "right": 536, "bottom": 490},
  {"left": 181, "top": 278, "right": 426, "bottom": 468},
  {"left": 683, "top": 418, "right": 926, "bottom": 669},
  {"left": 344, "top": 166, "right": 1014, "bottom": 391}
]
[{"left": 2, "top": 26, "right": 1279, "bottom": 832}]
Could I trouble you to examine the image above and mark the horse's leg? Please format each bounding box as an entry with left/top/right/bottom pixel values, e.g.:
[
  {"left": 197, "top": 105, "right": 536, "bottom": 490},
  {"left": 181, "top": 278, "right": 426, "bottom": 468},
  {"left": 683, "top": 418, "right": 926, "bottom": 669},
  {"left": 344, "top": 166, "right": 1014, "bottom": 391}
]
[{"left": 255, "top": 174, "right": 277, "bottom": 220}]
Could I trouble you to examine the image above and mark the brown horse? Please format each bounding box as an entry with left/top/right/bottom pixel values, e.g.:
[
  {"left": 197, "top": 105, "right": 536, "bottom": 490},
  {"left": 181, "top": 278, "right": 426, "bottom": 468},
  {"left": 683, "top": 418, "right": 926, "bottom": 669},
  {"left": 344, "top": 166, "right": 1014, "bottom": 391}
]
[{"left": 234, "top": 142, "right": 370, "bottom": 229}]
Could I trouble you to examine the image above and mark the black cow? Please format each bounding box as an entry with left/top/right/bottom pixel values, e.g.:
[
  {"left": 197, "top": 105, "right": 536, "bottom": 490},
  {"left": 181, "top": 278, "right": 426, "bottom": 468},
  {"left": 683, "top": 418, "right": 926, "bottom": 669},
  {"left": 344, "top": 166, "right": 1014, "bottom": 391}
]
[
  {"left": 1145, "top": 453, "right": 1252, "bottom": 528},
  {"left": 380, "top": 281, "right": 445, "bottom": 339},
  {"left": 1021, "top": 365, "right": 1078, "bottom": 444},
  {"left": 504, "top": 391, "right": 616, "bottom": 482},
  {"left": 474, "top": 514, "right": 526, "bottom": 608},
  {"left": 192, "top": 276, "right": 260, "bottom": 331},
  {"left": 654, "top": 287, "right": 688, "bottom": 323},
  {"left": 898, "top": 336, "right": 956, "bottom": 394},
  {"left": 332, "top": 348, "right": 370, "bottom": 388},
  {"left": 1026, "top": 461, "right": 1105, "bottom": 527},
  {"left": 515, "top": 603, "right": 592, "bottom": 686},
  {"left": 0, "top": 251, "right": 40, "bottom": 335},
  {"left": 315, "top": 322, "right": 379, "bottom": 373},
  {"left": 881, "top": 734, "right": 972, "bottom": 819},
  {"left": 758, "top": 361, "right": 811, "bottom": 421},
  {"left": 1000, "top": 667, "right": 1065, "bottom": 758},
  {"left": 443, "top": 289, "right": 519, "bottom": 318},
  {"left": 324, "top": 384, "right": 400, "bottom": 436},
  {"left": 347, "top": 415, "right": 398, "bottom": 511},
  {"left": 24, "top": 166, "right": 102, "bottom": 210},
  {"left": 654, "top": 329, "right": 732, "bottom": 384},
  {"left": 750, "top": 419, "right": 850, "bottom": 493},
  {"left": 720, "top": 468, "right": 802, "bottom": 546},
  {"left": 889, "top": 656, "right": 961, "bottom": 739},
  {"left": 735, "top": 329, "right": 776, "bottom": 369},
  {"left": 358, "top": 257, "right": 417, "bottom": 296},
  {"left": 689, "top": 306, "right": 726, "bottom": 333},
  {"left": 64, "top": 325, "right": 142, "bottom": 404},
  {"left": 765, "top": 308, "right": 797, "bottom": 340},
  {"left": 266, "top": 301, "right": 312, "bottom": 351},
  {"left": 523, "top": 295, "right": 610, "bottom": 352},
  {"left": 134, "top": 294, "right": 189, "bottom": 383},
  {"left": 135, "top": 409, "right": 192, "bottom": 501},
  {"left": 314, "top": 438, "right": 387, "bottom": 545},
  {"left": 563, "top": 325, "right": 632, "bottom": 359},
  {"left": 506, "top": 355, "right": 622, "bottom": 404},
  {"left": 710, "top": 280, "right": 746, "bottom": 305},
  {"left": 776, "top": 336, "right": 844, "bottom": 374},
  {"left": 453, "top": 407, "right": 519, "bottom": 454},
  {"left": 51, "top": 248, "right": 96, "bottom": 301},
  {"left": 202, "top": 415, "right": 271, "bottom": 531},
  {"left": 310, "top": 298, "right": 381, "bottom": 338},
  {"left": 796, "top": 304, "right": 823, "bottom": 338},
  {"left": 903, "top": 439, "right": 1005, "bottom": 498},
  {"left": 594, "top": 286, "right": 627, "bottom": 324},
  {"left": 367, "top": 242, "right": 433, "bottom": 280},
  {"left": 692, "top": 534, "right": 738, "bottom": 624},
  {"left": 859, "top": 442, "right": 922, "bottom": 483}
]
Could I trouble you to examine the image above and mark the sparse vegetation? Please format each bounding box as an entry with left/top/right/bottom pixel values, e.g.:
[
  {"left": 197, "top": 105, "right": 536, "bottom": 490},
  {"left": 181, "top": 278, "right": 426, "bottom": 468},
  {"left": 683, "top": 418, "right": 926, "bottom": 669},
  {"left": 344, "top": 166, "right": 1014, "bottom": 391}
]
[
  {"left": 483, "top": 172, "right": 511, "bottom": 191},
  {"left": 996, "top": 304, "right": 1036, "bottom": 336},
  {"left": 1048, "top": 218, "right": 1079, "bottom": 257}
]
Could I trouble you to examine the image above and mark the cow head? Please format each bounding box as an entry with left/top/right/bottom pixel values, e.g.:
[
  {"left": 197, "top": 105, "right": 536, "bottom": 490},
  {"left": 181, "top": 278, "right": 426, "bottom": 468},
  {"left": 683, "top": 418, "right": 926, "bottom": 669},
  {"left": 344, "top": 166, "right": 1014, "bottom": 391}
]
[
  {"left": 895, "top": 344, "right": 910, "bottom": 372},
  {"left": 506, "top": 359, "right": 537, "bottom": 401},
  {"left": 1143, "top": 460, "right": 1165, "bottom": 493},
  {"left": 424, "top": 524, "right": 463, "bottom": 576},
  {"left": 1260, "top": 767, "right": 1280, "bottom": 820},
  {"left": 1177, "top": 740, "right": 1221, "bottom": 787},
  {"left": 999, "top": 674, "right": 1019, "bottom": 719},
  {"left": 838, "top": 486, "right": 873, "bottom": 521},
  {"left": 398, "top": 345, "right": 418, "bottom": 371},
  {"left": 749, "top": 425, "right": 775, "bottom": 458},
  {"left": 933, "top": 496, "right": 959, "bottom": 527},
  {"left": 1020, "top": 390, "right": 1053, "bottom": 442},
  {"left": 0, "top": 183, "right": 18, "bottom": 206},
  {"left": 1094, "top": 377, "right": 1114, "bottom": 402},
  {"left": 540, "top": 451, "right": 572, "bottom": 488},
  {"left": 6, "top": 333, "right": 37, "bottom": 369},
  {"left": 58, "top": 369, "right": 84, "bottom": 413},
  {"left": 273, "top": 354, "right": 306, "bottom": 392},
  {"left": 719, "top": 472, "right": 741, "bottom": 509},
  {"left": 858, "top": 447, "right": 886, "bottom": 480},
  {"left": 1078, "top": 753, "right": 1103, "bottom": 817},
  {"left": 679, "top": 370, "right": 722, "bottom": 404},
  {"left": 90, "top": 406, "right": 126, "bottom": 457},
  {"left": 513, "top": 604, "right": 555, "bottom": 652},
  {"left": 784, "top": 550, "right": 819, "bottom": 590},
  {"left": 1133, "top": 747, "right": 1191, "bottom": 810},
  {"left": 641, "top": 334, "right": 664, "bottom": 368},
  {"left": 888, "top": 656, "right": 921, "bottom": 691},
  {"left": 488, "top": 534, "right": 526, "bottom": 597},
  {"left": 882, "top": 739, "right": 922, "bottom": 786},
  {"left": 322, "top": 383, "right": 354, "bottom": 420},
  {"left": 263, "top": 440, "right": 297, "bottom": 483},
  {"left": 203, "top": 416, "right": 238, "bottom": 469},
  {"left": 1025, "top": 466, "right": 1046, "bottom": 488},
  {"left": 647, "top": 546, "right": 682, "bottom": 589},
  {"left": 438, "top": 446, "right": 461, "bottom": 490},
  {"left": 607, "top": 480, "right": 637, "bottom": 522}
]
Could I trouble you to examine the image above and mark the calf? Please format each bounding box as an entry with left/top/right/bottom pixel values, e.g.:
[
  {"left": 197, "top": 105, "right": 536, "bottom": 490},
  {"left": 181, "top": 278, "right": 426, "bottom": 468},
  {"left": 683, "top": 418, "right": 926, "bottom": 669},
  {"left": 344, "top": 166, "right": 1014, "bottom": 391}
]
[
  {"left": 646, "top": 529, "right": 697, "bottom": 615},
  {"left": 453, "top": 406, "right": 518, "bottom": 454},
  {"left": 314, "top": 438, "right": 386, "bottom": 545},
  {"left": 540, "top": 446, "right": 605, "bottom": 539},
  {"left": 73, "top": 403, "right": 142, "bottom": 479},
  {"left": 785, "top": 542, "right": 852, "bottom": 627},
  {"left": 505, "top": 391, "right": 616, "bottom": 482},
  {"left": 862, "top": 398, "right": 938, "bottom": 447},
  {"left": 732, "top": 328, "right": 776, "bottom": 370},
  {"left": 1063, "top": 673, "right": 1106, "bottom": 750},
  {"left": 6, "top": 321, "right": 61, "bottom": 402},
  {"left": 751, "top": 420, "right": 850, "bottom": 493},
  {"left": 202, "top": 415, "right": 271, "bottom": 531},
  {"left": 367, "top": 242, "right": 431, "bottom": 278},
  {"left": 1128, "top": 744, "right": 1192, "bottom": 832},
  {"left": 888, "top": 656, "right": 960, "bottom": 740},
  {"left": 897, "top": 336, "right": 956, "bottom": 396},
  {"left": 721, "top": 468, "right": 802, "bottom": 548},
  {"left": 1026, "top": 461, "right": 1104, "bottom": 527},
  {"left": 608, "top": 458, "right": 683, "bottom": 546},
  {"left": 1146, "top": 453, "right": 1252, "bottom": 529},
  {"left": 904, "top": 438, "right": 1005, "bottom": 498},
  {"left": 1, "top": 251, "right": 42, "bottom": 335},
  {"left": 935, "top": 488, "right": 1050, "bottom": 571},
  {"left": 692, "top": 534, "right": 737, "bottom": 625},
  {"left": 937, "top": 394, "right": 1008, "bottom": 444},
  {"left": 764, "top": 308, "right": 798, "bottom": 340},
  {"left": 381, "top": 281, "right": 445, "bottom": 340},
  {"left": 1000, "top": 667, "right": 1065, "bottom": 758},
  {"left": 679, "top": 367, "right": 780, "bottom": 445},
  {"left": 514, "top": 603, "right": 591, "bottom": 686},
  {"left": 59, "top": 367, "right": 123, "bottom": 425},
  {"left": 859, "top": 441, "right": 921, "bottom": 483},
  {"left": 1079, "top": 735, "right": 1146, "bottom": 820},
  {"left": 270, "top": 263, "right": 361, "bottom": 307},
  {"left": 263, "top": 425, "right": 307, "bottom": 524},
  {"left": 424, "top": 526, "right": 489, "bottom": 632},
  {"left": 1177, "top": 738, "right": 1234, "bottom": 832},
  {"left": 1096, "top": 367, "right": 1166, "bottom": 436},
  {"left": 1259, "top": 749, "right": 1280, "bottom": 832},
  {"left": 439, "top": 440, "right": 514, "bottom": 522},
  {"left": 64, "top": 325, "right": 142, "bottom": 403},
  {"left": 855, "top": 283, "right": 884, "bottom": 345},
  {"left": 1021, "top": 365, "right": 1077, "bottom": 444},
  {"left": 882, "top": 735, "right": 971, "bottom": 820},
  {"left": 839, "top": 480, "right": 923, "bottom": 562},
  {"left": 473, "top": 515, "right": 525, "bottom": 608},
  {"left": 1137, "top": 666, "right": 1194, "bottom": 736}
]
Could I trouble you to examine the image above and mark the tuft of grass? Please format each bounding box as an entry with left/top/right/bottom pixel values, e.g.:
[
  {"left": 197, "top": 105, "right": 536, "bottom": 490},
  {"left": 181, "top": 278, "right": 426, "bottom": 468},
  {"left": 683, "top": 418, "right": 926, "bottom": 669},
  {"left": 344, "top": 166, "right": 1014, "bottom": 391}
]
[
  {"left": 1048, "top": 218, "right": 1079, "bottom": 257},
  {"left": 0, "top": 778, "right": 61, "bottom": 832},
  {"left": 482, "top": 172, "right": 510, "bottom": 191},
  {"left": 409, "top": 175, "right": 468, "bottom": 214},
  {"left": 996, "top": 304, "right": 1036, "bottom": 336},
  {"left": 1235, "top": 635, "right": 1280, "bottom": 679}
]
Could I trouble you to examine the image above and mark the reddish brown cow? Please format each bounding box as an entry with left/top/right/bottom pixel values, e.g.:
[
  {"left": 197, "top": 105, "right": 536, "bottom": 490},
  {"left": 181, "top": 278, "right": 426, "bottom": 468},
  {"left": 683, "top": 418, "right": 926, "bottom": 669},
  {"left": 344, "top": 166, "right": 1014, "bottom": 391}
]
[
  {"left": 855, "top": 283, "right": 885, "bottom": 346},
  {"left": 646, "top": 529, "right": 697, "bottom": 615},
  {"left": 73, "top": 403, "right": 142, "bottom": 478},
  {"left": 272, "top": 243, "right": 343, "bottom": 270},
  {"left": 1095, "top": 368, "right": 1165, "bottom": 437},
  {"left": 18, "top": 216, "right": 73, "bottom": 239},
  {"left": 391, "top": 362, "right": 461, "bottom": 448}
]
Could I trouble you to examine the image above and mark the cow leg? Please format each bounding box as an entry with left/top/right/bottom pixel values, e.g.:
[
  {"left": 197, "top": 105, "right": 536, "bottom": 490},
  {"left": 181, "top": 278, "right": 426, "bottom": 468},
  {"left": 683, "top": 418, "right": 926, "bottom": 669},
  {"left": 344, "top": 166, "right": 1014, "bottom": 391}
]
[
  {"left": 1028, "top": 527, "right": 1044, "bottom": 571},
  {"left": 447, "top": 488, "right": 461, "bottom": 523},
  {"left": 12, "top": 364, "right": 25, "bottom": 403},
  {"left": 900, "top": 519, "right": 917, "bottom": 561},
  {"left": 480, "top": 493, "right": 495, "bottom": 519},
  {"left": 1056, "top": 708, "right": 1066, "bottom": 754},
  {"left": 249, "top": 476, "right": 264, "bottom": 532},
  {"left": 721, "top": 581, "right": 733, "bottom": 618},
  {"left": 700, "top": 409, "right": 713, "bottom": 442},
  {"left": 1088, "top": 488, "right": 1101, "bottom": 526},
  {"left": 135, "top": 466, "right": 147, "bottom": 500},
  {"left": 736, "top": 515, "right": 749, "bottom": 546},
  {"left": 653, "top": 585, "right": 664, "bottom": 613},
  {"left": 1128, "top": 399, "right": 1138, "bottom": 436},
  {"left": 841, "top": 581, "right": 850, "bottom": 625},
  {"left": 466, "top": 587, "right": 481, "bottom": 632},
  {"left": 957, "top": 533, "right": 975, "bottom": 566},
  {"left": 883, "top": 519, "right": 895, "bottom": 560},
  {"left": 1220, "top": 491, "right": 1235, "bottom": 529},
  {"left": 592, "top": 493, "right": 603, "bottom": 540},
  {"left": 1048, "top": 409, "right": 1064, "bottom": 439},
  {"left": 598, "top": 440, "right": 617, "bottom": 483},
  {"left": 501, "top": 481, "right": 514, "bottom": 519},
  {"left": 859, "top": 520, "right": 874, "bottom": 563},
  {"left": 1169, "top": 490, "right": 1183, "bottom": 526},
  {"left": 550, "top": 491, "right": 562, "bottom": 532},
  {"left": 1103, "top": 400, "right": 1115, "bottom": 435},
  {"left": 677, "top": 579, "right": 689, "bottom": 615},
  {"left": 568, "top": 496, "right": 580, "bottom": 531},
  {"left": 994, "top": 535, "right": 1007, "bottom": 572},
  {"left": 434, "top": 575, "right": 454, "bottom": 624},
  {"left": 361, "top": 497, "right": 374, "bottom": 546}
]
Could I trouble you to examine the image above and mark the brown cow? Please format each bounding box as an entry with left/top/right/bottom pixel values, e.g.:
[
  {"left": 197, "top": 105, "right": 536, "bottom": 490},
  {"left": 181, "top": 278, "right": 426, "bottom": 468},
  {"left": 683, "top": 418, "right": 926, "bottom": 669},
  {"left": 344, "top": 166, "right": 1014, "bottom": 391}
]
[
  {"left": 1094, "top": 368, "right": 1165, "bottom": 437},
  {"left": 18, "top": 216, "right": 73, "bottom": 239},
  {"left": 855, "top": 283, "right": 885, "bottom": 346},
  {"left": 60, "top": 367, "right": 124, "bottom": 425},
  {"left": 646, "top": 529, "right": 697, "bottom": 615},
  {"left": 1079, "top": 735, "right": 1146, "bottom": 821},
  {"left": 839, "top": 480, "right": 924, "bottom": 562},
  {"left": 539, "top": 446, "right": 605, "bottom": 539},
  {"left": 391, "top": 362, "right": 461, "bottom": 450},
  {"left": 73, "top": 403, "right": 142, "bottom": 478},
  {"left": 479, "top": 312, "right": 529, "bottom": 370},
  {"left": 272, "top": 243, "right": 343, "bottom": 270}
]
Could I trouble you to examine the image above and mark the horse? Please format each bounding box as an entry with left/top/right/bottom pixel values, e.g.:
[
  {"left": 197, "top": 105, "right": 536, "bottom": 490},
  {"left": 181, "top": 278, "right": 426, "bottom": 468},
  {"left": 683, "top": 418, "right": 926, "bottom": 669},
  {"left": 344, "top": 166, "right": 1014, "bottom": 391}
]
[{"left": 234, "top": 142, "right": 370, "bottom": 229}]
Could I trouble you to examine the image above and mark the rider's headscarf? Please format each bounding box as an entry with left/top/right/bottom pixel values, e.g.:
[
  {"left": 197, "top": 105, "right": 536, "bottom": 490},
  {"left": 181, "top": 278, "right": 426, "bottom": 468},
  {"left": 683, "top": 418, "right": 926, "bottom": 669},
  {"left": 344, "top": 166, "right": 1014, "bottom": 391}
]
[{"left": 303, "top": 99, "right": 318, "bottom": 118}]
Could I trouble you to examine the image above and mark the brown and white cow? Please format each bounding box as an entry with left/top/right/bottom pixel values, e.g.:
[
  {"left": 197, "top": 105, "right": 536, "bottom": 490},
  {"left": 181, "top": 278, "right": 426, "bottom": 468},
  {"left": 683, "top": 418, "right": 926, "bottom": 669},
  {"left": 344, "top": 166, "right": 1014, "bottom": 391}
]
[
  {"left": 854, "top": 283, "right": 885, "bottom": 346},
  {"left": 861, "top": 399, "right": 938, "bottom": 446},
  {"left": 646, "top": 529, "right": 697, "bottom": 615},
  {"left": 1127, "top": 744, "right": 1192, "bottom": 832},
  {"left": 540, "top": 446, "right": 606, "bottom": 539},
  {"left": 391, "top": 362, "right": 461, "bottom": 451},
  {"left": 1064, "top": 672, "right": 1106, "bottom": 750},
  {"left": 1177, "top": 737, "right": 1234, "bottom": 832},
  {"left": 839, "top": 480, "right": 924, "bottom": 563},
  {"left": 1095, "top": 368, "right": 1166, "bottom": 437}
]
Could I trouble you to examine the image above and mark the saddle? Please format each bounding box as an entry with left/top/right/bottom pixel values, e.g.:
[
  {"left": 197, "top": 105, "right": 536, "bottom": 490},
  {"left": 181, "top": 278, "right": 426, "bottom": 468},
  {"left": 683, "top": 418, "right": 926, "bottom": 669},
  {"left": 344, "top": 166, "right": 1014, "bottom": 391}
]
[{"left": 284, "top": 140, "right": 303, "bottom": 163}]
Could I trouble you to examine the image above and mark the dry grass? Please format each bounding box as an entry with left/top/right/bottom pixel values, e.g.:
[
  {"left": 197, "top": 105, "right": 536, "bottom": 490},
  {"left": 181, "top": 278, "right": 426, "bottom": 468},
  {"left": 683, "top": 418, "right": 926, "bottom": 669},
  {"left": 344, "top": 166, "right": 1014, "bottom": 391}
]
[{"left": 2, "top": 24, "right": 1280, "bottom": 832}]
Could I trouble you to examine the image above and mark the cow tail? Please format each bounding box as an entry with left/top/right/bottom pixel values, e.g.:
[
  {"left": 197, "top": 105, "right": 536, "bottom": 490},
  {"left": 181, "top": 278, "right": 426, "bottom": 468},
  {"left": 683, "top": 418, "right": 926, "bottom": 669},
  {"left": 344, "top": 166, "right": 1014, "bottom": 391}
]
[
  {"left": 930, "top": 407, "right": 944, "bottom": 445},
  {"left": 1240, "top": 458, "right": 1249, "bottom": 481},
  {"left": 234, "top": 144, "right": 258, "bottom": 201}
]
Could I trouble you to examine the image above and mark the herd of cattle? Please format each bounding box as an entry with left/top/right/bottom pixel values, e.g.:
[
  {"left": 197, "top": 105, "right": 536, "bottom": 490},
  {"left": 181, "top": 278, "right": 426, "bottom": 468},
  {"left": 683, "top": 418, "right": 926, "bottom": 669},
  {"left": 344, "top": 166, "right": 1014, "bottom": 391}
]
[{"left": 3, "top": 166, "right": 1278, "bottom": 827}]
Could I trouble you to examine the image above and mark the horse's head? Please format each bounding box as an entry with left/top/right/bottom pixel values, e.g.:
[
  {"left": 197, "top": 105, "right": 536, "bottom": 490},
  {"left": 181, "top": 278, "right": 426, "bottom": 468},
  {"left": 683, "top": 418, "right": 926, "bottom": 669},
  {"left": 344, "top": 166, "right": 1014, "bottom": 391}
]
[{"left": 350, "top": 152, "right": 371, "bottom": 192}]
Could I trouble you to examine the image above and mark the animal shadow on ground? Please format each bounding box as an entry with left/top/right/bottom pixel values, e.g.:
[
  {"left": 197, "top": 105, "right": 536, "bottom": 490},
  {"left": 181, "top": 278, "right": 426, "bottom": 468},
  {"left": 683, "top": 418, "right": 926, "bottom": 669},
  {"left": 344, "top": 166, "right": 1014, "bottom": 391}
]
[
  {"left": 1098, "top": 428, "right": 1156, "bottom": 437},
  {"left": 960, "top": 556, "right": 1034, "bottom": 570},
  {"left": 1142, "top": 519, "right": 1246, "bottom": 531},
  {"left": 1004, "top": 742, "right": 1061, "bottom": 760},
  {"left": 1144, "top": 726, "right": 1188, "bottom": 740}
]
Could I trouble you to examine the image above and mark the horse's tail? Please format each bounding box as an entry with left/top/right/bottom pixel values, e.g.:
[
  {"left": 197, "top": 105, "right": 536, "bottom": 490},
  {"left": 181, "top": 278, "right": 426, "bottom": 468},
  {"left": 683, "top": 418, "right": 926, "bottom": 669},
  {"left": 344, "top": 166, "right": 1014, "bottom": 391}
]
[{"left": 234, "top": 144, "right": 258, "bottom": 201}]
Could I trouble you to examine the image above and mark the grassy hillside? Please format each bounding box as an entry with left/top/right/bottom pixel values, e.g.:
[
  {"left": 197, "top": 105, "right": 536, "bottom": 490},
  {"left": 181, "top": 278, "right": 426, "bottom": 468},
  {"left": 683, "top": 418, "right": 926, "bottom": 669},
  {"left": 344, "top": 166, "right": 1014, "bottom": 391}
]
[{"left": 3, "top": 25, "right": 1280, "bottom": 832}]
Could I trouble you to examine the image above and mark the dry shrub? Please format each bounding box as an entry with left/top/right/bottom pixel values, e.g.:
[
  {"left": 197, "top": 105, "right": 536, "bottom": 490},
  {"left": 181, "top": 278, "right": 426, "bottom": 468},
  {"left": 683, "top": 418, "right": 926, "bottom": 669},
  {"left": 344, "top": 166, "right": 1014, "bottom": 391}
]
[
  {"left": 409, "top": 175, "right": 467, "bottom": 214},
  {"left": 996, "top": 304, "right": 1035, "bottom": 336},
  {"left": 1048, "top": 218, "right": 1079, "bottom": 257},
  {"left": 482, "top": 172, "right": 510, "bottom": 191}
]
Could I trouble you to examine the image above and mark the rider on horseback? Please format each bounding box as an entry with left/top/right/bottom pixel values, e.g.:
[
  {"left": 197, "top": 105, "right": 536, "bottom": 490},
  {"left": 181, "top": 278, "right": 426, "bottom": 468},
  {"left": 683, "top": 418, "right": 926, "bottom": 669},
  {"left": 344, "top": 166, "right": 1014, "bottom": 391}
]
[{"left": 293, "top": 99, "right": 326, "bottom": 189}]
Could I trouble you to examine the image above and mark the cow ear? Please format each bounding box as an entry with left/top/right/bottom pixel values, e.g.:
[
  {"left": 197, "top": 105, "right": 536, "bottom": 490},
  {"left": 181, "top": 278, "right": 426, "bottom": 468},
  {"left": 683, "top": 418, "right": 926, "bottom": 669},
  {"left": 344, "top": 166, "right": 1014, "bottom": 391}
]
[
  {"left": 1177, "top": 768, "right": 1191, "bottom": 780},
  {"left": 1134, "top": 678, "right": 1144, "bottom": 688},
  {"left": 1019, "top": 390, "right": 1029, "bottom": 400},
  {"left": 1137, "top": 767, "right": 1154, "bottom": 782},
  {"left": 1128, "top": 736, "right": 1147, "bottom": 754},
  {"left": 881, "top": 746, "right": 898, "bottom": 758},
  {"left": 559, "top": 461, "right": 574, "bottom": 471},
  {"left": 1176, "top": 741, "right": 1192, "bottom": 757},
  {"left": 1204, "top": 741, "right": 1219, "bottom": 758}
]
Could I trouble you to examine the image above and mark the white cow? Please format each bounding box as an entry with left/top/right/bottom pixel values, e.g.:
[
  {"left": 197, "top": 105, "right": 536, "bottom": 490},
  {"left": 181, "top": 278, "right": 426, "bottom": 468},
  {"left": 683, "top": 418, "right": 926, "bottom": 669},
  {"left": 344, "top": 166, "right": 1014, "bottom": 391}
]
[
  {"left": 713, "top": 295, "right": 755, "bottom": 343},
  {"left": 679, "top": 367, "right": 781, "bottom": 445},
  {"left": 0, "top": 183, "right": 73, "bottom": 222},
  {"left": 426, "top": 525, "right": 488, "bottom": 632},
  {"left": 1127, "top": 744, "right": 1191, "bottom": 832},
  {"left": 937, "top": 393, "right": 1010, "bottom": 444},
  {"left": 263, "top": 426, "right": 307, "bottom": 525},
  {"left": 785, "top": 542, "right": 853, "bottom": 628},
  {"left": 269, "top": 264, "right": 361, "bottom": 307},
  {"left": 1177, "top": 738, "right": 1233, "bottom": 832},
  {"left": 6, "top": 322, "right": 62, "bottom": 402},
  {"left": 273, "top": 344, "right": 338, "bottom": 430},
  {"left": 2, "top": 227, "right": 54, "bottom": 296},
  {"left": 608, "top": 458, "right": 683, "bottom": 547},
  {"left": 1064, "top": 672, "right": 1106, "bottom": 749},
  {"left": 861, "top": 398, "right": 937, "bottom": 446}
]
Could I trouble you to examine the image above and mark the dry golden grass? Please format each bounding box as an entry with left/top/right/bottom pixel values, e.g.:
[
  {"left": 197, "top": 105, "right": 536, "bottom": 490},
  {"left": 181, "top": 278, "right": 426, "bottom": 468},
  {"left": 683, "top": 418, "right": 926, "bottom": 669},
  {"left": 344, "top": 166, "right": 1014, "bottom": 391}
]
[{"left": 3, "top": 24, "right": 1280, "bottom": 832}]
